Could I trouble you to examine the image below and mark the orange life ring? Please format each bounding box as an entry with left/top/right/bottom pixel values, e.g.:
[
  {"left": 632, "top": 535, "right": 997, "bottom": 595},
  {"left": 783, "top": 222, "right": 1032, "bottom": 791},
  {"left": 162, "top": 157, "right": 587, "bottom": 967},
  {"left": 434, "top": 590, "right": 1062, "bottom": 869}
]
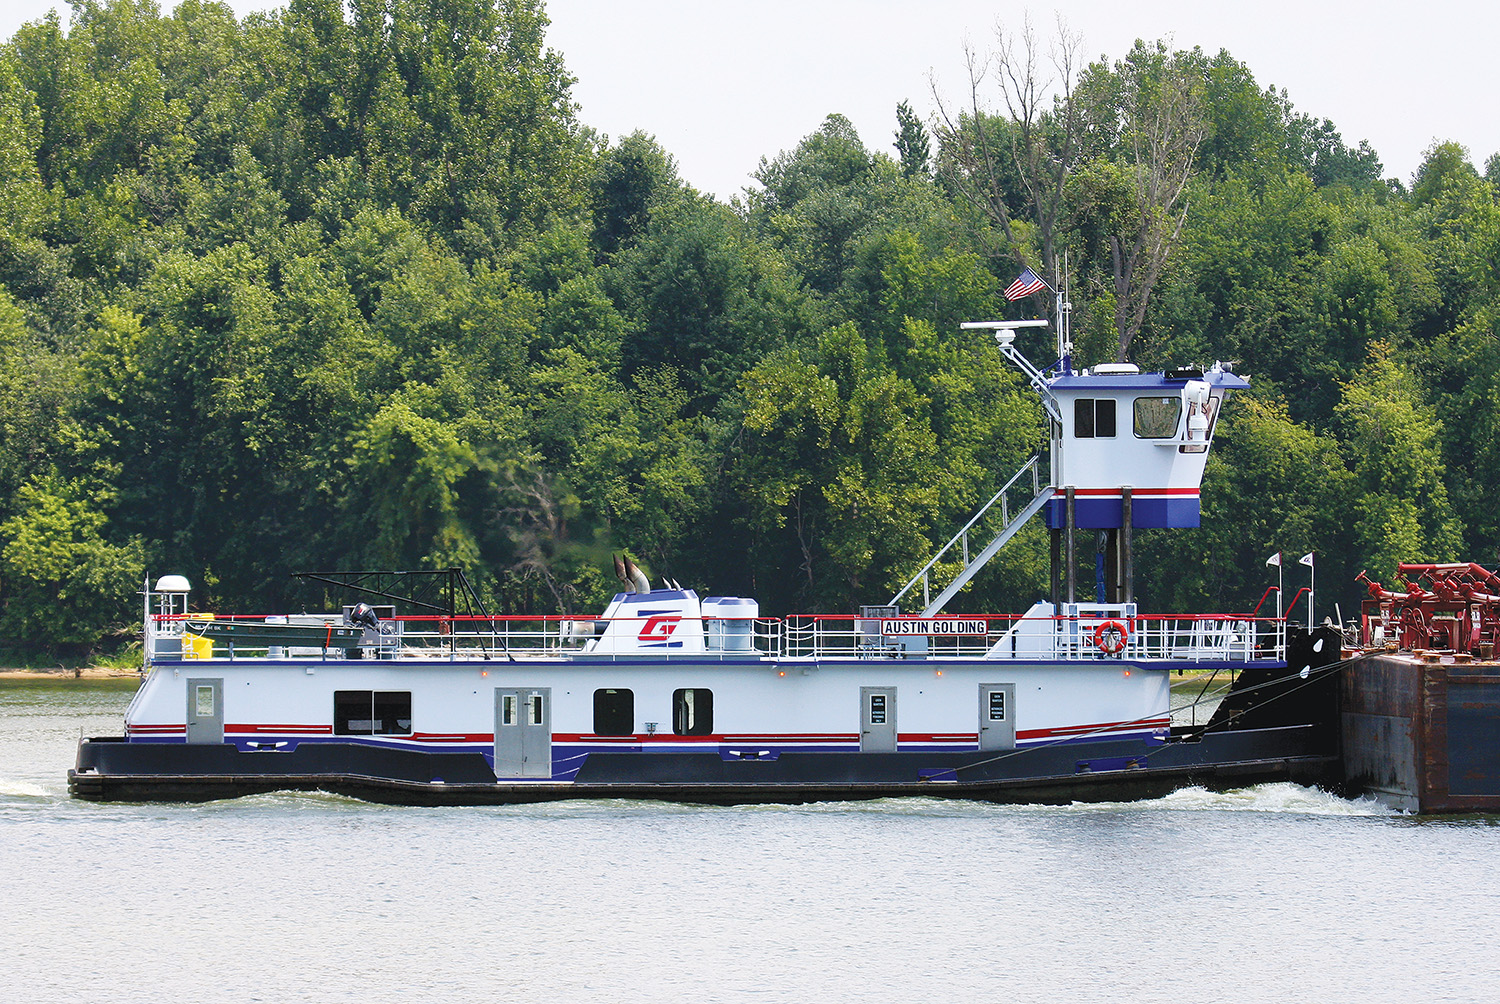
[{"left": 1094, "top": 620, "right": 1128, "bottom": 655}]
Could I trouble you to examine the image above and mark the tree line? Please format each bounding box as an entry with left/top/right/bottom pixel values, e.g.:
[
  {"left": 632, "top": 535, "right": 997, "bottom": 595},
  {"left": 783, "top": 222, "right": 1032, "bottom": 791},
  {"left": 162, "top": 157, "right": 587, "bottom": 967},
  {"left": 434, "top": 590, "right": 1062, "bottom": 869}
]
[{"left": 1, "top": 0, "right": 1496, "bottom": 649}]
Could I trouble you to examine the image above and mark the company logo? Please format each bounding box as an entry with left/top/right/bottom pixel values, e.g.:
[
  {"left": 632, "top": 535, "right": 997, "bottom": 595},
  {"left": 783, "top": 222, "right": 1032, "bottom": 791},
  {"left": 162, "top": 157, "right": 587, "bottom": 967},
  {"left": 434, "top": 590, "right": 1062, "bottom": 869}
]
[{"left": 638, "top": 614, "right": 682, "bottom": 642}]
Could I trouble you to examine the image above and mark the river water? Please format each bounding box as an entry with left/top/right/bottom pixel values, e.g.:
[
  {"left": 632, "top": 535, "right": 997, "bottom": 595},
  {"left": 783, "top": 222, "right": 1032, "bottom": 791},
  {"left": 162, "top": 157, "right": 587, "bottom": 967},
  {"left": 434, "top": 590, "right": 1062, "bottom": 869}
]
[{"left": 3, "top": 680, "right": 1498, "bottom": 1003}]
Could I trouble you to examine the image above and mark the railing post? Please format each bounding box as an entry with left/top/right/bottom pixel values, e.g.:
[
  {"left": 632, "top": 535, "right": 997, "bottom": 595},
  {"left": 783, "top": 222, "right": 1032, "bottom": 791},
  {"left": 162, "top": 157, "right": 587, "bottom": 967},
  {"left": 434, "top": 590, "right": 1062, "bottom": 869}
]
[{"left": 1065, "top": 486, "right": 1077, "bottom": 604}]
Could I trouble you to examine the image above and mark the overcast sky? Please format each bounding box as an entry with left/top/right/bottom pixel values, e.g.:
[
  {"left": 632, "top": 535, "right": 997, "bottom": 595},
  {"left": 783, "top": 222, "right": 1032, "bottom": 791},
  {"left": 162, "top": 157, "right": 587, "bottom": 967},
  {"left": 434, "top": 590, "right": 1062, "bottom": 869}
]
[{"left": 3, "top": 0, "right": 1494, "bottom": 200}]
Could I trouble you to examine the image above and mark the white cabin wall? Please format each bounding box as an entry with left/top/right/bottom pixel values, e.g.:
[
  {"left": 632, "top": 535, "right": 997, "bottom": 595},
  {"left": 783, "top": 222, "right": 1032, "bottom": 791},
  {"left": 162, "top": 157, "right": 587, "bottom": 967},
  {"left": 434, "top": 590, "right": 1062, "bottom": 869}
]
[{"left": 131, "top": 658, "right": 1171, "bottom": 743}]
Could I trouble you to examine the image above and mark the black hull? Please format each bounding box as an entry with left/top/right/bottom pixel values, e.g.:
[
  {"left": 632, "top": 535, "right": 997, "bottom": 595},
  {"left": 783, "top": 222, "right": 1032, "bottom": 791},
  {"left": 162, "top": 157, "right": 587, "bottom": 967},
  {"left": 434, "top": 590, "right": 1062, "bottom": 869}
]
[{"left": 70, "top": 725, "right": 1339, "bottom": 806}]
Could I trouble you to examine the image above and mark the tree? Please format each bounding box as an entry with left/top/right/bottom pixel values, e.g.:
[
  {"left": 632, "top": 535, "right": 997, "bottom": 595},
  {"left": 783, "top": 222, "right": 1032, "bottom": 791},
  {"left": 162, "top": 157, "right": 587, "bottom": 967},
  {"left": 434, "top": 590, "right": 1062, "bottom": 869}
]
[
  {"left": 612, "top": 195, "right": 814, "bottom": 413},
  {"left": 1071, "top": 41, "right": 1207, "bottom": 362},
  {"left": 0, "top": 474, "right": 145, "bottom": 649},
  {"left": 1335, "top": 344, "right": 1462, "bottom": 583},
  {"left": 734, "top": 323, "right": 961, "bottom": 611},
  {"left": 893, "top": 100, "right": 929, "bottom": 178},
  {"left": 1135, "top": 392, "right": 1353, "bottom": 613},
  {"left": 932, "top": 16, "right": 1084, "bottom": 300},
  {"left": 590, "top": 130, "right": 680, "bottom": 256}
]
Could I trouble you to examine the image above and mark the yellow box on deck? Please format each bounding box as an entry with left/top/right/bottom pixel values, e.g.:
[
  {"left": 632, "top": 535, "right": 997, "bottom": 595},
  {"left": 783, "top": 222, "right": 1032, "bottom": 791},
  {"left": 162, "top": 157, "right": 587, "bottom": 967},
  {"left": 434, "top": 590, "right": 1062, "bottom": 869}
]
[{"left": 183, "top": 613, "right": 214, "bottom": 659}]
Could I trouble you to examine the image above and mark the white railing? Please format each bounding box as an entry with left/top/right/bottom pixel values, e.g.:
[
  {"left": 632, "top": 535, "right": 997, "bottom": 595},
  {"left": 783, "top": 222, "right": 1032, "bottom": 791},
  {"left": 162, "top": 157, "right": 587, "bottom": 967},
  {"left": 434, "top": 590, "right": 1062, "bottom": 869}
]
[{"left": 151, "top": 611, "right": 1285, "bottom": 664}]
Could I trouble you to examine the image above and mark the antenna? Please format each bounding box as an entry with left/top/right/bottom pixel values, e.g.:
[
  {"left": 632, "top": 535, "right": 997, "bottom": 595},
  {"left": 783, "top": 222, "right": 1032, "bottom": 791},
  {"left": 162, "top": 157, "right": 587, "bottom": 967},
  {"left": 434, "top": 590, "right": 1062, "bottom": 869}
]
[{"left": 1058, "top": 250, "right": 1072, "bottom": 372}]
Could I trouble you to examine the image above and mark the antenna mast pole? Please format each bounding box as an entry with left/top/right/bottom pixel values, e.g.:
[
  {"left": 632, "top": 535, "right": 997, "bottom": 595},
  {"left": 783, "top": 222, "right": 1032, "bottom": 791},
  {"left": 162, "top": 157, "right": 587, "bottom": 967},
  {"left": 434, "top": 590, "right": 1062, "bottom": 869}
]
[{"left": 1057, "top": 249, "right": 1072, "bottom": 374}]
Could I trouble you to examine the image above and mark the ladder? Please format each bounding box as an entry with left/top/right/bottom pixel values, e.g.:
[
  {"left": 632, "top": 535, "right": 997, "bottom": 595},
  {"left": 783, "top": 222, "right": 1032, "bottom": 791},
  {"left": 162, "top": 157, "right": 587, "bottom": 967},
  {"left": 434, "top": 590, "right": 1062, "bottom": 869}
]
[{"left": 891, "top": 454, "right": 1051, "bottom": 617}]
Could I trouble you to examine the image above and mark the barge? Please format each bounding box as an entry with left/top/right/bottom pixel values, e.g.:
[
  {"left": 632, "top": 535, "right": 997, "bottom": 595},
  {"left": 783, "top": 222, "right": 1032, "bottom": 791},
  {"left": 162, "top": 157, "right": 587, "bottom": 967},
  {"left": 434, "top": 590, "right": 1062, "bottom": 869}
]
[
  {"left": 1341, "top": 562, "right": 1500, "bottom": 812},
  {"left": 71, "top": 314, "right": 1347, "bottom": 805}
]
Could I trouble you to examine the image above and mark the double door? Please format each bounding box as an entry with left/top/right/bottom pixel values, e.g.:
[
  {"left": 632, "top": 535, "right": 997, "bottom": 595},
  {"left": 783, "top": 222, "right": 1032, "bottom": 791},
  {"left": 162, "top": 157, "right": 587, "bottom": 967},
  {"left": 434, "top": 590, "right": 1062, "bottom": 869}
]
[{"left": 494, "top": 688, "right": 552, "bottom": 778}]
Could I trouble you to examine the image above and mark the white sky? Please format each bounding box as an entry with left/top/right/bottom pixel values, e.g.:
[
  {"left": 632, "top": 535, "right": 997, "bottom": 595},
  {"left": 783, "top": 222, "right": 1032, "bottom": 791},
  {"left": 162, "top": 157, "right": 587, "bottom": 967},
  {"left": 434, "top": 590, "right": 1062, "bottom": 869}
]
[{"left": 3, "top": 0, "right": 1494, "bottom": 200}]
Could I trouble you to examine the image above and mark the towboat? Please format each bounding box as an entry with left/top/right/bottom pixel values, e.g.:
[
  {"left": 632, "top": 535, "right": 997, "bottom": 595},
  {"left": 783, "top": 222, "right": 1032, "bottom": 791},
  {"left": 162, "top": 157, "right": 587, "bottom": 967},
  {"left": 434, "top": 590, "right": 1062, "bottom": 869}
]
[{"left": 70, "top": 316, "right": 1346, "bottom": 805}]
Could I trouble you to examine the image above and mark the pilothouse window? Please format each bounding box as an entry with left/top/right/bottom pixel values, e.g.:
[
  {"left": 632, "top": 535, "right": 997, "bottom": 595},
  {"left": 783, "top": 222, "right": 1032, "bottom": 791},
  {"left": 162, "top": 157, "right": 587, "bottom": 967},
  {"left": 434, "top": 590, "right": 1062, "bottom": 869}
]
[
  {"left": 673, "top": 688, "right": 713, "bottom": 736},
  {"left": 1073, "top": 398, "right": 1117, "bottom": 438},
  {"left": 334, "top": 690, "right": 412, "bottom": 735},
  {"left": 1133, "top": 396, "right": 1181, "bottom": 439}
]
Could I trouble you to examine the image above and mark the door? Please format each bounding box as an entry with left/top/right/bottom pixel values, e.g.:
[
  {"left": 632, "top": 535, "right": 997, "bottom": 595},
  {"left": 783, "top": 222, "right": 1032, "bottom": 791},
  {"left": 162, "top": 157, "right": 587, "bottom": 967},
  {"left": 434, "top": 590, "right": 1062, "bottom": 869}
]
[
  {"left": 978, "top": 683, "right": 1016, "bottom": 751},
  {"left": 859, "top": 686, "right": 897, "bottom": 752},
  {"left": 494, "top": 688, "right": 552, "bottom": 778},
  {"left": 185, "top": 678, "right": 224, "bottom": 744}
]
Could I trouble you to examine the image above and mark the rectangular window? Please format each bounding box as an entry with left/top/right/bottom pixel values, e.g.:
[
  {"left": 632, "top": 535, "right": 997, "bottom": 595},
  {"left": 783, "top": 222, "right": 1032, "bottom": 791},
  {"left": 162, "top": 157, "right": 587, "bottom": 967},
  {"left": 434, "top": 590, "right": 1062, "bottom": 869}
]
[
  {"left": 593, "top": 689, "right": 635, "bottom": 736},
  {"left": 1073, "top": 398, "right": 1117, "bottom": 438},
  {"left": 1133, "top": 396, "right": 1181, "bottom": 438},
  {"left": 334, "top": 691, "right": 412, "bottom": 735},
  {"left": 673, "top": 688, "right": 713, "bottom": 736},
  {"left": 195, "top": 685, "right": 215, "bottom": 718}
]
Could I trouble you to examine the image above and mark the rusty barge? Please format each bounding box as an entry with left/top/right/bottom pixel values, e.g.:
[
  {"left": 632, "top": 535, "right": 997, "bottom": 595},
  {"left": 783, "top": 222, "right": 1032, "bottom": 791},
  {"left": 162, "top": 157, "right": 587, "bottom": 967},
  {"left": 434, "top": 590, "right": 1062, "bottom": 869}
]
[{"left": 1341, "top": 562, "right": 1500, "bottom": 812}]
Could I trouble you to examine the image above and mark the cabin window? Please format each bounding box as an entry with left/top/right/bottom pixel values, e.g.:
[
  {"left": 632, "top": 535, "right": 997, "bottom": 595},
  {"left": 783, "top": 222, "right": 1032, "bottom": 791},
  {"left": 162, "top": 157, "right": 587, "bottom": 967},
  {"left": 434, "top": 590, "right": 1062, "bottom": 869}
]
[
  {"left": 1133, "top": 396, "right": 1181, "bottom": 439},
  {"left": 334, "top": 690, "right": 412, "bottom": 735},
  {"left": 1073, "top": 398, "right": 1117, "bottom": 438},
  {"left": 673, "top": 688, "right": 714, "bottom": 736},
  {"left": 594, "top": 688, "right": 635, "bottom": 736}
]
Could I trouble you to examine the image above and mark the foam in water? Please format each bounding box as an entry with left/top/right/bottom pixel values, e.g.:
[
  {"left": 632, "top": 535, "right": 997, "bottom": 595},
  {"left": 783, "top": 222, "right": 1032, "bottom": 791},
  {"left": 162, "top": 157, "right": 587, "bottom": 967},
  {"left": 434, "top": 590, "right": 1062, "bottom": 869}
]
[
  {"left": 0, "top": 777, "right": 51, "bottom": 798},
  {"left": 1079, "top": 782, "right": 1396, "bottom": 816}
]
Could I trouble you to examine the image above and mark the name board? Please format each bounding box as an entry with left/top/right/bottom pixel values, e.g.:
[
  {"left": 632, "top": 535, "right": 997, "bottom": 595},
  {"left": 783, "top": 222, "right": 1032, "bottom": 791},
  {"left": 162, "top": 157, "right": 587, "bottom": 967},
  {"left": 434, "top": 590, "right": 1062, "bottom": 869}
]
[{"left": 880, "top": 618, "right": 989, "bottom": 637}]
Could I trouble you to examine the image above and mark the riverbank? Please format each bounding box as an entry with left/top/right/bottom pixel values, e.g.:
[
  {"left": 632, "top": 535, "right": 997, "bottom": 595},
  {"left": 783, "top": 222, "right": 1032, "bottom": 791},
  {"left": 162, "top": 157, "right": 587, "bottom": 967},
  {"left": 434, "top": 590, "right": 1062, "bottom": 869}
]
[{"left": 0, "top": 668, "right": 140, "bottom": 681}]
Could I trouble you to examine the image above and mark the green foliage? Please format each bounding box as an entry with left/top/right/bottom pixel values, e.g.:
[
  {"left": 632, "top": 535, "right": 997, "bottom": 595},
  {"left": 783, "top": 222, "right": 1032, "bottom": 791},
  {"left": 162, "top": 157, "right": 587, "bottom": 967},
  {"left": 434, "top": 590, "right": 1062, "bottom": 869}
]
[
  {"left": 0, "top": 474, "right": 144, "bottom": 647},
  {"left": 1335, "top": 344, "right": 1462, "bottom": 582},
  {"left": 893, "top": 100, "right": 929, "bottom": 178},
  {"left": 735, "top": 322, "right": 965, "bottom": 610},
  {"left": 1137, "top": 393, "right": 1352, "bottom": 612}
]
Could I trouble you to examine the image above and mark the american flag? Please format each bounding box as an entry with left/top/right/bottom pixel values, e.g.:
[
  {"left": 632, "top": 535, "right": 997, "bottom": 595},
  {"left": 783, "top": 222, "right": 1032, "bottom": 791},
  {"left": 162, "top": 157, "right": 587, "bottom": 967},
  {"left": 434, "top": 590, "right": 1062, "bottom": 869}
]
[{"left": 1003, "top": 267, "right": 1048, "bottom": 300}]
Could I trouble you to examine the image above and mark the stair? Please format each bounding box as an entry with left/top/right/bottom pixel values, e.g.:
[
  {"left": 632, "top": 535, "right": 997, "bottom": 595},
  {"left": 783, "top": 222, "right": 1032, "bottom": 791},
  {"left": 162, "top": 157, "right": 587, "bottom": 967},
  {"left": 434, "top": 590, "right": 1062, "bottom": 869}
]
[{"left": 891, "top": 454, "right": 1051, "bottom": 616}]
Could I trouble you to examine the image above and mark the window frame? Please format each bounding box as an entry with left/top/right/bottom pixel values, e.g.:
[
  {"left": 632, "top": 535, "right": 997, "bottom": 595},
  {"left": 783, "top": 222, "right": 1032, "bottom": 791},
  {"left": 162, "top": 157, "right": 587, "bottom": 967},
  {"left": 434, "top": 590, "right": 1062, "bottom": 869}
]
[
  {"left": 334, "top": 690, "right": 412, "bottom": 735},
  {"left": 1132, "top": 396, "right": 1181, "bottom": 439},
  {"left": 672, "top": 688, "right": 714, "bottom": 736},
  {"left": 592, "top": 688, "right": 636, "bottom": 736},
  {"left": 1073, "top": 398, "right": 1117, "bottom": 439}
]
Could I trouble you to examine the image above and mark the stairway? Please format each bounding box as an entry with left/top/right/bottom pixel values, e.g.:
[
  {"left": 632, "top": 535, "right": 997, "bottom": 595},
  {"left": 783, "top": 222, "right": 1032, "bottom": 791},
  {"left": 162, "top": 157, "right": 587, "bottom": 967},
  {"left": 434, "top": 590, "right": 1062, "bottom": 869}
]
[{"left": 891, "top": 454, "right": 1051, "bottom": 617}]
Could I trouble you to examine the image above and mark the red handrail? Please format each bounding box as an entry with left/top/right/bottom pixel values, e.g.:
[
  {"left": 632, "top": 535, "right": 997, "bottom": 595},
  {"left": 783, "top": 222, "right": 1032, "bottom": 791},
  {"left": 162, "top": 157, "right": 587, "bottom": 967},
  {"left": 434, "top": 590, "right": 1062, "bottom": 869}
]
[
  {"left": 1251, "top": 586, "right": 1280, "bottom": 618},
  {"left": 1283, "top": 586, "right": 1311, "bottom": 621}
]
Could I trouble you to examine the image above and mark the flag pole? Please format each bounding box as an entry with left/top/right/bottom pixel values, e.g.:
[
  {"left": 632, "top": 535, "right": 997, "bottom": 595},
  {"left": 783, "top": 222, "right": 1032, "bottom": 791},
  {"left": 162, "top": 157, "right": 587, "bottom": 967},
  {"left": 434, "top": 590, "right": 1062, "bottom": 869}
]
[
  {"left": 1058, "top": 250, "right": 1070, "bottom": 371},
  {"left": 1298, "top": 552, "right": 1315, "bottom": 628},
  {"left": 1267, "top": 552, "right": 1283, "bottom": 656}
]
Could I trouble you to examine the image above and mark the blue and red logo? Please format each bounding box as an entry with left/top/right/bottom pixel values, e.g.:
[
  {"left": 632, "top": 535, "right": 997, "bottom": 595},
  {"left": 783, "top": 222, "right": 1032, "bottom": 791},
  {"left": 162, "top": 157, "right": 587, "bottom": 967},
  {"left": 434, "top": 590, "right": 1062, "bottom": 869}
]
[{"left": 637, "top": 613, "right": 682, "bottom": 646}]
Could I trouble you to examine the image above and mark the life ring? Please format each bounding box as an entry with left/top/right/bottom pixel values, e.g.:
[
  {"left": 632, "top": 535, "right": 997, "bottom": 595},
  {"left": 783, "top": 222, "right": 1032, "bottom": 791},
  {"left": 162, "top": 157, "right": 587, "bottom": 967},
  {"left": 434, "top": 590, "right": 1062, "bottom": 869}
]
[{"left": 1094, "top": 620, "right": 1128, "bottom": 655}]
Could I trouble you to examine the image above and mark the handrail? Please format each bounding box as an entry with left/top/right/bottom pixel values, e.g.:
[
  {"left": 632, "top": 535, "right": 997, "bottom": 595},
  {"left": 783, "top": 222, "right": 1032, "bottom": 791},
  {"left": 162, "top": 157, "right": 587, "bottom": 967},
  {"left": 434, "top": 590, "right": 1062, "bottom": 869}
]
[
  {"left": 1284, "top": 586, "right": 1311, "bottom": 623},
  {"left": 1250, "top": 586, "right": 1279, "bottom": 618},
  {"left": 890, "top": 454, "right": 1044, "bottom": 607},
  {"left": 150, "top": 609, "right": 1286, "bottom": 664}
]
